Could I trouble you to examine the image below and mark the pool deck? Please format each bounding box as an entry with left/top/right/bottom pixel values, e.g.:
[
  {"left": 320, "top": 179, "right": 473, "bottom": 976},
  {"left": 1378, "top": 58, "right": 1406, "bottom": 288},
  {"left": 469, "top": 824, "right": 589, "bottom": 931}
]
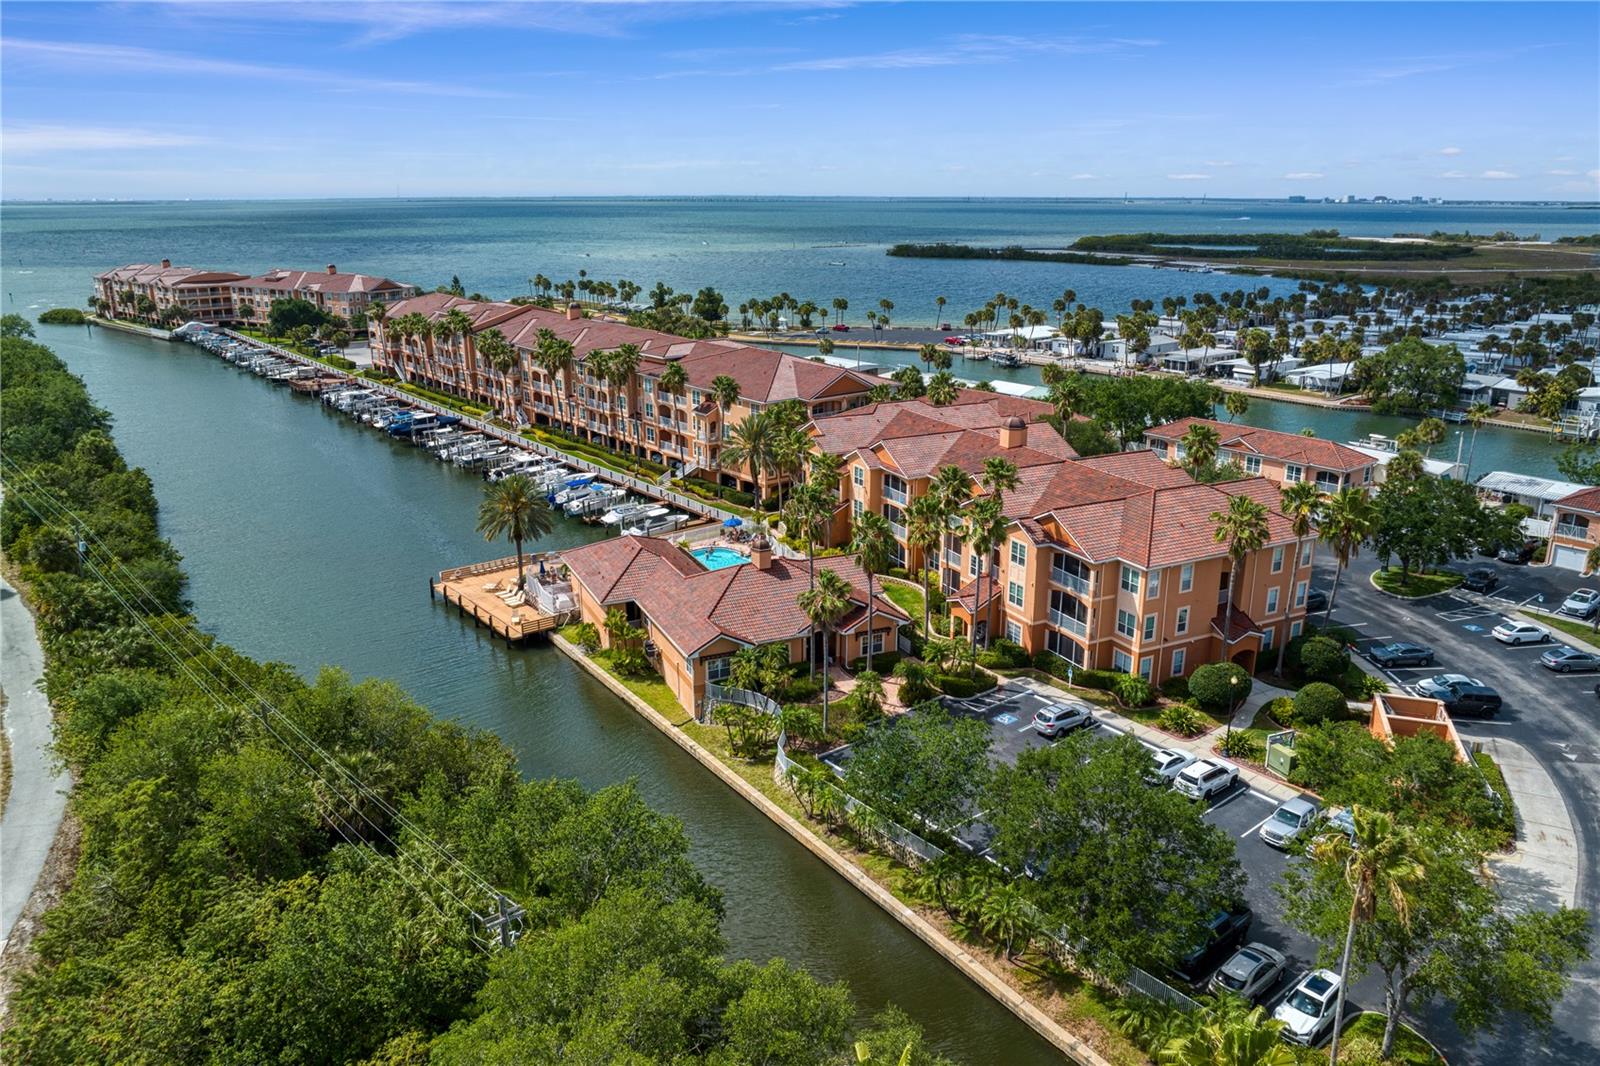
[{"left": 430, "top": 553, "right": 574, "bottom": 643}]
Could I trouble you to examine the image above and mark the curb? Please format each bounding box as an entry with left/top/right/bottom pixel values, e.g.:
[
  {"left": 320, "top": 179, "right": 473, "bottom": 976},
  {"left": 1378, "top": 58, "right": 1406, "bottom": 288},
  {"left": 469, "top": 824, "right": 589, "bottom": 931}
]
[
  {"left": 1513, "top": 608, "right": 1600, "bottom": 656},
  {"left": 1366, "top": 571, "right": 1463, "bottom": 601},
  {"left": 550, "top": 634, "right": 1112, "bottom": 1066}
]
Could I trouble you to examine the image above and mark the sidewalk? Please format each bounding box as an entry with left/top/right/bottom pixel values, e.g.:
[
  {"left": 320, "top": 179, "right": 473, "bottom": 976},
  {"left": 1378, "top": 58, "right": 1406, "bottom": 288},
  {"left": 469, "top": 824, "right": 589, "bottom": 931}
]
[{"left": 1477, "top": 736, "right": 1580, "bottom": 911}]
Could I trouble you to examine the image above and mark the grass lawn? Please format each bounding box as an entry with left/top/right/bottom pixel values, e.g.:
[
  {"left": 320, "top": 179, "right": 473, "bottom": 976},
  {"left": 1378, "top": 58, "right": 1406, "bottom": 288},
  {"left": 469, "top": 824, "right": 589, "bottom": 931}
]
[
  {"left": 881, "top": 581, "right": 925, "bottom": 625},
  {"left": 1371, "top": 568, "right": 1463, "bottom": 598},
  {"left": 1526, "top": 610, "right": 1600, "bottom": 648},
  {"left": 1341, "top": 1013, "right": 1445, "bottom": 1065}
]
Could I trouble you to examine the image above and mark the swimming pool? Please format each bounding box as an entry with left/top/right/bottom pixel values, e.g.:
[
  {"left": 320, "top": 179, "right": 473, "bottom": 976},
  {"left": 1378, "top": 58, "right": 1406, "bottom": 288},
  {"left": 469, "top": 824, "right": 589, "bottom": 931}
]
[{"left": 691, "top": 546, "right": 748, "bottom": 571}]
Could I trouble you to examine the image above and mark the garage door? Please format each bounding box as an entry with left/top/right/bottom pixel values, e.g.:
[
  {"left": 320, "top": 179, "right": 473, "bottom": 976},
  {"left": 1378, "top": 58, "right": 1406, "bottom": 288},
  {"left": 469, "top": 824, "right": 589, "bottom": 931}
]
[{"left": 1552, "top": 543, "right": 1589, "bottom": 572}]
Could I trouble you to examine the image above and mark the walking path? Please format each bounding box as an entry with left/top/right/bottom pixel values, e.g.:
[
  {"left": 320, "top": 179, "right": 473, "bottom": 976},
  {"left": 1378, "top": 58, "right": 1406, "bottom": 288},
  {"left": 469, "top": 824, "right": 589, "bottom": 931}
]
[
  {"left": 1, "top": 577, "right": 70, "bottom": 947},
  {"left": 1477, "top": 736, "right": 1581, "bottom": 910}
]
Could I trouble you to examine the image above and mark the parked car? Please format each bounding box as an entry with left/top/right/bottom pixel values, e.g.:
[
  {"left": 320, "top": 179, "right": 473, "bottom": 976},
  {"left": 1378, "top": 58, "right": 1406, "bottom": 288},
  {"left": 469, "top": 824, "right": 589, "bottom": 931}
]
[
  {"left": 1323, "top": 806, "right": 1357, "bottom": 843},
  {"left": 1541, "top": 646, "right": 1600, "bottom": 673},
  {"left": 1366, "top": 641, "right": 1434, "bottom": 668},
  {"left": 1416, "top": 673, "right": 1479, "bottom": 699},
  {"left": 1260, "top": 796, "right": 1322, "bottom": 849},
  {"left": 1172, "top": 907, "right": 1253, "bottom": 985},
  {"left": 943, "top": 336, "right": 965, "bottom": 345},
  {"left": 1461, "top": 566, "right": 1499, "bottom": 593},
  {"left": 1497, "top": 540, "right": 1539, "bottom": 564},
  {"left": 1561, "top": 588, "right": 1600, "bottom": 619},
  {"left": 1174, "top": 759, "right": 1240, "bottom": 801},
  {"left": 1492, "top": 620, "right": 1549, "bottom": 645},
  {"left": 1274, "top": 970, "right": 1344, "bottom": 1046},
  {"left": 1032, "top": 701, "right": 1095, "bottom": 738},
  {"left": 830, "top": 324, "right": 850, "bottom": 332},
  {"left": 1209, "top": 943, "right": 1288, "bottom": 1002},
  {"left": 1144, "top": 747, "right": 1197, "bottom": 787},
  {"left": 1440, "top": 682, "right": 1504, "bottom": 718},
  {"left": 1304, "top": 589, "right": 1328, "bottom": 614}
]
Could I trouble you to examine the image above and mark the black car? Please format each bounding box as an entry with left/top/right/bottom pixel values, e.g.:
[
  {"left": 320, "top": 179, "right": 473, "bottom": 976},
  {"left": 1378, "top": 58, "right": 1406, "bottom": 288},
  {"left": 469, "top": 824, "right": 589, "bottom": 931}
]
[
  {"left": 1440, "top": 682, "right": 1503, "bottom": 718},
  {"left": 1172, "top": 907, "right": 1253, "bottom": 986},
  {"left": 1304, "top": 589, "right": 1328, "bottom": 614},
  {"left": 1367, "top": 641, "right": 1435, "bottom": 668},
  {"left": 1497, "top": 540, "right": 1539, "bottom": 565},
  {"left": 1461, "top": 567, "right": 1499, "bottom": 593}
]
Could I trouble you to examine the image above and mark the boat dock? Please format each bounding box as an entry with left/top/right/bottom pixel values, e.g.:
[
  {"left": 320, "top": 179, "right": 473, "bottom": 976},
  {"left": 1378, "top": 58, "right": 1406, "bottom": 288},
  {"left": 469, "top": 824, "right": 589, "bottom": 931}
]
[{"left": 430, "top": 554, "right": 576, "bottom": 644}]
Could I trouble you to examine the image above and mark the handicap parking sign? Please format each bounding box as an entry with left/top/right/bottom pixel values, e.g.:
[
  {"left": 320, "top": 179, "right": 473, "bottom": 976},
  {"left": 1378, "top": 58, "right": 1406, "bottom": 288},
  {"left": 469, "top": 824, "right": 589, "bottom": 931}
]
[
  {"left": 993, "top": 713, "right": 1018, "bottom": 725},
  {"left": 1462, "top": 623, "right": 1485, "bottom": 632}
]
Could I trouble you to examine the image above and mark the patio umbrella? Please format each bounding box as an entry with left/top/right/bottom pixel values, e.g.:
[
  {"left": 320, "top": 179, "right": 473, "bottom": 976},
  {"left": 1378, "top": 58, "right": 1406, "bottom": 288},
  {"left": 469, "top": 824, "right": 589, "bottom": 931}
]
[{"left": 723, "top": 516, "right": 743, "bottom": 528}]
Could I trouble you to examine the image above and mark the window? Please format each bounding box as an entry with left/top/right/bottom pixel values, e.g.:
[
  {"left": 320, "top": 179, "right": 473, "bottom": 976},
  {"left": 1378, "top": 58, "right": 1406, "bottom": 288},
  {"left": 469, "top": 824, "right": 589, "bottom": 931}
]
[
  {"left": 1138, "top": 656, "right": 1153, "bottom": 682},
  {"left": 1175, "top": 606, "right": 1189, "bottom": 634},
  {"left": 705, "top": 655, "right": 732, "bottom": 683},
  {"left": 969, "top": 552, "right": 980, "bottom": 577},
  {"left": 1290, "top": 620, "right": 1303, "bottom": 639},
  {"left": 853, "top": 465, "right": 864, "bottom": 488},
  {"left": 1046, "top": 629, "right": 1084, "bottom": 666},
  {"left": 1008, "top": 581, "right": 1024, "bottom": 607},
  {"left": 1179, "top": 563, "right": 1194, "bottom": 593},
  {"left": 1005, "top": 620, "right": 1022, "bottom": 643},
  {"left": 1266, "top": 587, "right": 1280, "bottom": 614},
  {"left": 1244, "top": 455, "right": 1262, "bottom": 475},
  {"left": 644, "top": 401, "right": 654, "bottom": 417},
  {"left": 1262, "top": 626, "right": 1275, "bottom": 651},
  {"left": 643, "top": 379, "right": 653, "bottom": 394},
  {"left": 1010, "top": 540, "right": 1027, "bottom": 567},
  {"left": 1147, "top": 569, "right": 1161, "bottom": 598},
  {"left": 1300, "top": 541, "right": 1313, "bottom": 567},
  {"left": 1294, "top": 580, "right": 1308, "bottom": 608},
  {"left": 1171, "top": 648, "right": 1187, "bottom": 677},
  {"left": 1116, "top": 609, "right": 1137, "bottom": 638},
  {"left": 1121, "top": 565, "right": 1141, "bottom": 594},
  {"left": 1271, "top": 546, "right": 1284, "bottom": 573},
  {"left": 860, "top": 631, "right": 885, "bottom": 656},
  {"left": 852, "top": 499, "right": 863, "bottom": 518},
  {"left": 1285, "top": 463, "right": 1303, "bottom": 484},
  {"left": 1363, "top": 466, "right": 1373, "bottom": 484},
  {"left": 1142, "top": 614, "right": 1156, "bottom": 641},
  {"left": 1112, "top": 649, "right": 1134, "bottom": 673}
]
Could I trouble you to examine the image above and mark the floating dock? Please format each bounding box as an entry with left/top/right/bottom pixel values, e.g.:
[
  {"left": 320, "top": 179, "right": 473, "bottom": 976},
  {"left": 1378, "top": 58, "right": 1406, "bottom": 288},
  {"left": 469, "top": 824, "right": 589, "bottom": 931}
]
[{"left": 430, "top": 554, "right": 575, "bottom": 643}]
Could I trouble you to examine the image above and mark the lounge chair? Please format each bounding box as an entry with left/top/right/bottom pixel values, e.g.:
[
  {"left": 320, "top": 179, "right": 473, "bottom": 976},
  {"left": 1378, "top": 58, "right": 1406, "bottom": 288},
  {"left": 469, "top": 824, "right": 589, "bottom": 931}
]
[{"left": 482, "top": 581, "right": 501, "bottom": 592}]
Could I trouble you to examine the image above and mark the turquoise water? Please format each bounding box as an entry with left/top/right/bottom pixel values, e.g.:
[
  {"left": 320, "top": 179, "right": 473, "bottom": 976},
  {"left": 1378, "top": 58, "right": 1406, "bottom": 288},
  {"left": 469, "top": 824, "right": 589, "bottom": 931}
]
[{"left": 692, "top": 546, "right": 749, "bottom": 571}]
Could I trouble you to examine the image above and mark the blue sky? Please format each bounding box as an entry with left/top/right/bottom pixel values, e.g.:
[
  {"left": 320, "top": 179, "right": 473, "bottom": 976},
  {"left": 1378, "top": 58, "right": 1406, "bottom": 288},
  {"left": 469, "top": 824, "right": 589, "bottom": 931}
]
[{"left": 2, "top": 1, "right": 1595, "bottom": 201}]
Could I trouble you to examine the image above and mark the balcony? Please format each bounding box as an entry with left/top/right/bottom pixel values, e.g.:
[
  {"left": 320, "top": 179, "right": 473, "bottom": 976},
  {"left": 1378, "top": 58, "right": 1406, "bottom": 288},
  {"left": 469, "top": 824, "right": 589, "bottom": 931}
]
[
  {"left": 888, "top": 522, "right": 908, "bottom": 540},
  {"left": 945, "top": 550, "right": 964, "bottom": 569},
  {"left": 1555, "top": 522, "right": 1591, "bottom": 540},
  {"left": 883, "top": 485, "right": 909, "bottom": 505},
  {"left": 1049, "top": 609, "right": 1088, "bottom": 637},
  {"left": 1050, "top": 567, "right": 1090, "bottom": 595}
]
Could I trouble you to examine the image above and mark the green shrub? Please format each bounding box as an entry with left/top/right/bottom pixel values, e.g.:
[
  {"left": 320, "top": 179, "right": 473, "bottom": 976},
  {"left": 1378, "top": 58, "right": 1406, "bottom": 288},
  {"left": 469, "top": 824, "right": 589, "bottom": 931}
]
[
  {"left": 1293, "top": 682, "right": 1348, "bottom": 725},
  {"left": 1187, "top": 662, "right": 1252, "bottom": 711},
  {"left": 1159, "top": 675, "right": 1190, "bottom": 701},
  {"left": 1300, "top": 636, "right": 1349, "bottom": 682},
  {"left": 323, "top": 353, "right": 357, "bottom": 371},
  {"left": 894, "top": 658, "right": 939, "bottom": 704},
  {"left": 1356, "top": 673, "right": 1390, "bottom": 698},
  {"left": 39, "top": 308, "right": 87, "bottom": 325},
  {"left": 1262, "top": 696, "right": 1295, "bottom": 725},
  {"left": 935, "top": 672, "right": 997, "bottom": 698},
  {"left": 571, "top": 622, "right": 601, "bottom": 653},
  {"left": 848, "top": 651, "right": 903, "bottom": 673},
  {"left": 1216, "top": 730, "right": 1261, "bottom": 760},
  {"left": 977, "top": 639, "right": 1029, "bottom": 669},
  {"left": 1112, "top": 673, "right": 1155, "bottom": 708},
  {"left": 780, "top": 704, "right": 822, "bottom": 743},
  {"left": 780, "top": 676, "right": 822, "bottom": 704},
  {"left": 1158, "top": 703, "right": 1206, "bottom": 737}
]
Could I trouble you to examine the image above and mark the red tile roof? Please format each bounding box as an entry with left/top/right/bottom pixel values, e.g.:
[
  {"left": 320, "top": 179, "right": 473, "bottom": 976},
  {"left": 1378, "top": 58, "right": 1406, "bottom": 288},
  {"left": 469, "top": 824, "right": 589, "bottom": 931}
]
[
  {"left": 96, "top": 262, "right": 247, "bottom": 287},
  {"left": 231, "top": 268, "right": 415, "bottom": 295},
  {"left": 1145, "top": 417, "right": 1374, "bottom": 473},
  {"left": 1211, "top": 604, "right": 1263, "bottom": 642},
  {"left": 809, "top": 397, "right": 1076, "bottom": 478},
  {"left": 1074, "top": 449, "right": 1196, "bottom": 488},
  {"left": 1555, "top": 486, "right": 1600, "bottom": 515}
]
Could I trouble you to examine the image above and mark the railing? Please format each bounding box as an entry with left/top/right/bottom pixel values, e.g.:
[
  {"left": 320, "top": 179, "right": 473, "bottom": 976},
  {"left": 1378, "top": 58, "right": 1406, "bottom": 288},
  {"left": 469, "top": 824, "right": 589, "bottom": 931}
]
[
  {"left": 1555, "top": 522, "right": 1590, "bottom": 540},
  {"left": 1049, "top": 609, "right": 1088, "bottom": 636},
  {"left": 1050, "top": 568, "right": 1090, "bottom": 595},
  {"left": 945, "top": 550, "right": 963, "bottom": 569},
  {"left": 883, "top": 485, "right": 909, "bottom": 505},
  {"left": 888, "top": 522, "right": 908, "bottom": 540}
]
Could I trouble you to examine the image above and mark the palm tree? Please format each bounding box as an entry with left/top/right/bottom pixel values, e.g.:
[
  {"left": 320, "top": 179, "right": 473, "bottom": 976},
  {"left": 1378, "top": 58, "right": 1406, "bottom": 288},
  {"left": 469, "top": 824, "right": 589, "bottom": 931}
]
[
  {"left": 1318, "top": 486, "right": 1375, "bottom": 621},
  {"left": 1224, "top": 391, "right": 1250, "bottom": 422},
  {"left": 1276, "top": 480, "right": 1323, "bottom": 673},
  {"left": 475, "top": 475, "right": 554, "bottom": 591},
  {"left": 722, "top": 410, "right": 780, "bottom": 507},
  {"left": 964, "top": 497, "right": 1007, "bottom": 662},
  {"left": 1180, "top": 422, "right": 1222, "bottom": 474},
  {"left": 934, "top": 294, "right": 947, "bottom": 327},
  {"left": 798, "top": 568, "right": 852, "bottom": 733},
  {"left": 1210, "top": 494, "right": 1270, "bottom": 669},
  {"left": 976, "top": 457, "right": 1020, "bottom": 650},
  {"left": 926, "top": 370, "right": 959, "bottom": 406},
  {"left": 977, "top": 881, "right": 1035, "bottom": 961},
  {"left": 1463, "top": 402, "right": 1493, "bottom": 480},
  {"left": 849, "top": 512, "right": 895, "bottom": 671},
  {"left": 710, "top": 373, "right": 742, "bottom": 424},
  {"left": 905, "top": 493, "right": 944, "bottom": 636},
  {"left": 659, "top": 360, "right": 688, "bottom": 399},
  {"left": 1311, "top": 807, "right": 1430, "bottom": 1066},
  {"left": 1158, "top": 997, "right": 1295, "bottom": 1066}
]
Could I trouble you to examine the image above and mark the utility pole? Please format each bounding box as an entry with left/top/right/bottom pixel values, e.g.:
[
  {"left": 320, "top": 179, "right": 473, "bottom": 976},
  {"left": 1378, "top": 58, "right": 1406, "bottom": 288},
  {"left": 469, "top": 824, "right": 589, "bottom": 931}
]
[{"left": 478, "top": 893, "right": 526, "bottom": 950}]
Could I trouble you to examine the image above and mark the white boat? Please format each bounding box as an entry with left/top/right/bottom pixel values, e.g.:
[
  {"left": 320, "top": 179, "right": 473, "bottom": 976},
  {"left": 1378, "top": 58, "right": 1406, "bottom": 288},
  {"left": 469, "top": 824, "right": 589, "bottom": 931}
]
[{"left": 601, "top": 500, "right": 655, "bottom": 526}]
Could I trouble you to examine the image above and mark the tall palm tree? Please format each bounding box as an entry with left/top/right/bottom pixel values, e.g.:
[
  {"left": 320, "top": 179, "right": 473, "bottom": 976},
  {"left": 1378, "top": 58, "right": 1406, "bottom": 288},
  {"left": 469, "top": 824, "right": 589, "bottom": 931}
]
[
  {"left": 475, "top": 475, "right": 554, "bottom": 591},
  {"left": 1210, "top": 494, "right": 1270, "bottom": 669},
  {"left": 849, "top": 512, "right": 895, "bottom": 671},
  {"left": 1463, "top": 402, "right": 1493, "bottom": 480},
  {"left": 1276, "top": 480, "right": 1324, "bottom": 673},
  {"left": 722, "top": 410, "right": 780, "bottom": 507},
  {"left": 658, "top": 360, "right": 688, "bottom": 401},
  {"left": 934, "top": 294, "right": 947, "bottom": 327},
  {"left": 710, "top": 373, "right": 742, "bottom": 423},
  {"left": 977, "top": 457, "right": 1020, "bottom": 649},
  {"left": 964, "top": 497, "right": 1009, "bottom": 662},
  {"left": 798, "top": 568, "right": 852, "bottom": 733},
  {"left": 1180, "top": 422, "right": 1222, "bottom": 474},
  {"left": 1311, "top": 807, "right": 1431, "bottom": 1066},
  {"left": 926, "top": 370, "right": 959, "bottom": 407},
  {"left": 905, "top": 492, "right": 945, "bottom": 636},
  {"left": 1318, "top": 486, "right": 1375, "bottom": 621}
]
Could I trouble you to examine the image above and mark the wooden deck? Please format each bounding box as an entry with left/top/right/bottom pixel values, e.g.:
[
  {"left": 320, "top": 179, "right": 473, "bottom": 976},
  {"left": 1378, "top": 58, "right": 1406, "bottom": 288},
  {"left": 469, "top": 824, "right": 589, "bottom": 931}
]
[{"left": 430, "top": 554, "right": 573, "bottom": 643}]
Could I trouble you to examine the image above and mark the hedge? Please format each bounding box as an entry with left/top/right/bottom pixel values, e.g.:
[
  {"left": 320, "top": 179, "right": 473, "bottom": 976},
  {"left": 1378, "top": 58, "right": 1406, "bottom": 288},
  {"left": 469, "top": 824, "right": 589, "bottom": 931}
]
[
  {"left": 1293, "top": 682, "right": 1348, "bottom": 725},
  {"left": 1299, "top": 636, "right": 1349, "bottom": 682},
  {"left": 1187, "top": 662, "right": 1253, "bottom": 711},
  {"left": 936, "top": 672, "right": 997, "bottom": 698}
]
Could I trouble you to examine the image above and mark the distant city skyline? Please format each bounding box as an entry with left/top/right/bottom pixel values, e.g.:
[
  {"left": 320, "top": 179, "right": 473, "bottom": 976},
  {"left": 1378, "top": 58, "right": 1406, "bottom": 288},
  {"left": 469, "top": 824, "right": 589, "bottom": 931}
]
[{"left": 2, "top": 1, "right": 1595, "bottom": 202}]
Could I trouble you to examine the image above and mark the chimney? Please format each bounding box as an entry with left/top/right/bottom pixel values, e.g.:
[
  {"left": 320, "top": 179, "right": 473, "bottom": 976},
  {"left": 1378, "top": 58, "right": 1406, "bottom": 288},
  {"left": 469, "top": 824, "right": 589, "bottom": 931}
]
[
  {"left": 566, "top": 302, "right": 583, "bottom": 321},
  {"left": 160, "top": 258, "right": 171, "bottom": 268},
  {"left": 1000, "top": 415, "right": 1026, "bottom": 450},
  {"left": 750, "top": 535, "right": 772, "bottom": 570},
  {"left": 327, "top": 264, "right": 337, "bottom": 275}
]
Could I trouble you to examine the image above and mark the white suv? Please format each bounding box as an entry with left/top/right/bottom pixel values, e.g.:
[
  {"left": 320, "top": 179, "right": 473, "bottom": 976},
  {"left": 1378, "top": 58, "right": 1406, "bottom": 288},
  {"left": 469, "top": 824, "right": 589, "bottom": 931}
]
[
  {"left": 1032, "top": 702, "right": 1094, "bottom": 738},
  {"left": 1274, "top": 969, "right": 1343, "bottom": 1046},
  {"left": 1174, "top": 759, "right": 1239, "bottom": 801}
]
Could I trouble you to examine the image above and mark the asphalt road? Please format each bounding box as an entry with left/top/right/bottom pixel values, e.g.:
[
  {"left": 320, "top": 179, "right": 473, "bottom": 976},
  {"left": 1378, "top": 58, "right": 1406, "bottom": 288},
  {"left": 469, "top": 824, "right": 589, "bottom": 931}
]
[
  {"left": 1316, "top": 552, "right": 1600, "bottom": 1064},
  {"left": 1, "top": 578, "right": 70, "bottom": 947}
]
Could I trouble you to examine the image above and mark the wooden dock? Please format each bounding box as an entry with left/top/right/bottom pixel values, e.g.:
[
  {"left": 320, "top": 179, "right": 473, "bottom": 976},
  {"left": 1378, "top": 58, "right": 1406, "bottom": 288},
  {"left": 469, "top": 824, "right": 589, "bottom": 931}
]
[{"left": 430, "top": 554, "right": 574, "bottom": 643}]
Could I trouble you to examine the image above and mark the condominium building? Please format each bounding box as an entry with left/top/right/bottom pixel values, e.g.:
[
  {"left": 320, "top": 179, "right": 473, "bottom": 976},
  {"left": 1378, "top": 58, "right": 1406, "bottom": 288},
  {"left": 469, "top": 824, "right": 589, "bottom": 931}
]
[
  {"left": 946, "top": 449, "right": 1313, "bottom": 682},
  {"left": 229, "top": 265, "right": 418, "bottom": 327},
  {"left": 1548, "top": 486, "right": 1600, "bottom": 572},
  {"left": 809, "top": 395, "right": 1075, "bottom": 569},
  {"left": 1144, "top": 418, "right": 1376, "bottom": 492},
  {"left": 94, "top": 260, "right": 249, "bottom": 325},
  {"left": 371, "top": 293, "right": 880, "bottom": 494},
  {"left": 561, "top": 535, "right": 906, "bottom": 714}
]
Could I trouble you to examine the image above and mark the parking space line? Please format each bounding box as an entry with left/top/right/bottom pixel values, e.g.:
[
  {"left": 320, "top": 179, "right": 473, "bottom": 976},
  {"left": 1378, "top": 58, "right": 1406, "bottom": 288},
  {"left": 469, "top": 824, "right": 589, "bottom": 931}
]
[
  {"left": 1241, "top": 811, "right": 1275, "bottom": 838},
  {"left": 1500, "top": 643, "right": 1555, "bottom": 652},
  {"left": 1207, "top": 789, "right": 1248, "bottom": 813},
  {"left": 1247, "top": 789, "right": 1276, "bottom": 803}
]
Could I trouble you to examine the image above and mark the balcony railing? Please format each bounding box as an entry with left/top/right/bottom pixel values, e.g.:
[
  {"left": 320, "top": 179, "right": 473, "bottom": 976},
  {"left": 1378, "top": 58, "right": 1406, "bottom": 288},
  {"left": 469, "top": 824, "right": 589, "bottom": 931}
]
[
  {"left": 1050, "top": 568, "right": 1090, "bottom": 594},
  {"left": 883, "top": 485, "right": 909, "bottom": 505},
  {"left": 1049, "top": 609, "right": 1088, "bottom": 637},
  {"left": 1555, "top": 522, "right": 1590, "bottom": 540},
  {"left": 945, "top": 550, "right": 963, "bottom": 569},
  {"left": 889, "top": 522, "right": 908, "bottom": 540}
]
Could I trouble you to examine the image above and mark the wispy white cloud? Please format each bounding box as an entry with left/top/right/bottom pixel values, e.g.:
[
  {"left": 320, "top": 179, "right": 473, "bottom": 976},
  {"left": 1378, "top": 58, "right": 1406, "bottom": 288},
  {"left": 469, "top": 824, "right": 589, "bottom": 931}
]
[
  {"left": 1439, "top": 146, "right": 1463, "bottom": 156},
  {"left": 1, "top": 37, "right": 515, "bottom": 97},
  {"left": 770, "top": 34, "right": 1158, "bottom": 73},
  {"left": 1548, "top": 168, "right": 1578, "bottom": 176},
  {"left": 1440, "top": 170, "right": 1469, "bottom": 179},
  {"left": 1283, "top": 171, "right": 1324, "bottom": 180},
  {"left": 1203, "top": 160, "right": 1235, "bottom": 168},
  {"left": 3, "top": 124, "right": 210, "bottom": 155},
  {"left": 612, "top": 158, "right": 761, "bottom": 171},
  {"left": 1167, "top": 173, "right": 1210, "bottom": 181},
  {"left": 1071, "top": 173, "right": 1098, "bottom": 180},
  {"left": 1480, "top": 169, "right": 1518, "bottom": 179}
]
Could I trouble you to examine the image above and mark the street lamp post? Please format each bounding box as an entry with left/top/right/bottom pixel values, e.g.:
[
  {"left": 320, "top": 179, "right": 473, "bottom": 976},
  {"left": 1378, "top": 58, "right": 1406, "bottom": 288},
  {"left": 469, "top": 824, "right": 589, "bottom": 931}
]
[{"left": 1225, "top": 672, "right": 1241, "bottom": 744}]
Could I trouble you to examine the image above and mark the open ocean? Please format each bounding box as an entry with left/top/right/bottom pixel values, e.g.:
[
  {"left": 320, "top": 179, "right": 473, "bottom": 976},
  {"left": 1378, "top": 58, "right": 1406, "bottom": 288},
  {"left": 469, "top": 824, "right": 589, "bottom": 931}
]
[{"left": 4, "top": 197, "right": 1597, "bottom": 326}]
